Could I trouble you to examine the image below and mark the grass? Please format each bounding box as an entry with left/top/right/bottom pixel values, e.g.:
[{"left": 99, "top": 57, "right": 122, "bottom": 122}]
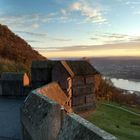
[
  {"left": 87, "top": 101, "right": 140, "bottom": 140},
  {"left": 0, "top": 57, "right": 29, "bottom": 73},
  {"left": 106, "top": 101, "right": 140, "bottom": 114}
]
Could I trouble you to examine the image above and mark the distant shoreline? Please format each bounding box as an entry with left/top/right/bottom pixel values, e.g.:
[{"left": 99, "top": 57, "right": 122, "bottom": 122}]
[{"left": 104, "top": 76, "right": 140, "bottom": 95}]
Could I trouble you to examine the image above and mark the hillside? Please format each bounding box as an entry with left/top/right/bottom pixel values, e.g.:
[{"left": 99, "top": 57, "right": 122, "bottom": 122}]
[{"left": 0, "top": 24, "right": 46, "bottom": 73}]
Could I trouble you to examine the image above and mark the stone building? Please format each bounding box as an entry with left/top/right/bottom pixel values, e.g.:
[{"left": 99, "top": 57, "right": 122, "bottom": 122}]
[
  {"left": 52, "top": 60, "right": 100, "bottom": 112},
  {"left": 31, "top": 60, "right": 55, "bottom": 89},
  {"left": 1, "top": 72, "right": 29, "bottom": 96}
]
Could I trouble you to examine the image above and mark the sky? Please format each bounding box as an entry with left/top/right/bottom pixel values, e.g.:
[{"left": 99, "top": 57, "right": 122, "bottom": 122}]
[{"left": 0, "top": 0, "right": 140, "bottom": 58}]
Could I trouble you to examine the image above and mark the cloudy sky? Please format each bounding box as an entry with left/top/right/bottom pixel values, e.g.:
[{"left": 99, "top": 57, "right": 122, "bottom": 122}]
[{"left": 0, "top": 0, "right": 140, "bottom": 58}]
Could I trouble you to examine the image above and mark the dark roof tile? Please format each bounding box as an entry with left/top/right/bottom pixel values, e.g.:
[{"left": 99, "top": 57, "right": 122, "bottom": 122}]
[{"left": 64, "top": 60, "right": 99, "bottom": 76}]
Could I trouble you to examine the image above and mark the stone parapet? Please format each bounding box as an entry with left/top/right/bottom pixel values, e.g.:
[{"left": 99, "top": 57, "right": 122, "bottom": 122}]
[
  {"left": 21, "top": 90, "right": 61, "bottom": 140},
  {"left": 21, "top": 84, "right": 117, "bottom": 140},
  {"left": 58, "top": 113, "right": 117, "bottom": 140}
]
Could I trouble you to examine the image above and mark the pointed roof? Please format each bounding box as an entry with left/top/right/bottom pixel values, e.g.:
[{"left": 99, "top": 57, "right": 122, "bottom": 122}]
[
  {"left": 61, "top": 60, "right": 99, "bottom": 77},
  {"left": 36, "top": 82, "right": 72, "bottom": 113},
  {"left": 37, "top": 82, "right": 69, "bottom": 106}
]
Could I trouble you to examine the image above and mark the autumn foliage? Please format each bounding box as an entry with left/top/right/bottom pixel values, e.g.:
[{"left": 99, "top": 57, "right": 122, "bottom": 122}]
[
  {"left": 0, "top": 24, "right": 46, "bottom": 73},
  {"left": 95, "top": 78, "right": 140, "bottom": 108}
]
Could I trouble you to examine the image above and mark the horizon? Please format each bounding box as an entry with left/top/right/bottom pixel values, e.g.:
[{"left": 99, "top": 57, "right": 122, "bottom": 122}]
[{"left": 0, "top": 0, "right": 140, "bottom": 58}]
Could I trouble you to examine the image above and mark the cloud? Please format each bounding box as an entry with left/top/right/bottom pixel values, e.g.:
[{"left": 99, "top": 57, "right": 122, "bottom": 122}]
[
  {"left": 70, "top": 2, "right": 82, "bottom": 11},
  {"left": 133, "top": 11, "right": 140, "bottom": 15},
  {"left": 90, "top": 33, "right": 140, "bottom": 44},
  {"left": 126, "top": 1, "right": 140, "bottom": 5},
  {"left": 32, "top": 23, "right": 39, "bottom": 29},
  {"left": 60, "top": 9, "right": 67, "bottom": 15},
  {"left": 69, "top": 1, "right": 107, "bottom": 24},
  {"left": 50, "top": 37, "right": 72, "bottom": 42},
  {"left": 0, "top": 1, "right": 107, "bottom": 27},
  {"left": 41, "top": 12, "right": 58, "bottom": 23},
  {"left": 131, "top": 38, "right": 140, "bottom": 42},
  {"left": 26, "top": 40, "right": 42, "bottom": 43},
  {"left": 0, "top": 12, "right": 60, "bottom": 30},
  {"left": 0, "top": 14, "right": 42, "bottom": 30},
  {"left": 35, "top": 41, "right": 140, "bottom": 53},
  {"left": 33, "top": 47, "right": 60, "bottom": 51},
  {"left": 15, "top": 31, "right": 47, "bottom": 37}
]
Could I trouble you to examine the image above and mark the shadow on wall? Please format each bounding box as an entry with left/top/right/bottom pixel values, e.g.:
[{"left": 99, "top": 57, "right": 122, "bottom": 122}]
[
  {"left": 0, "top": 72, "right": 30, "bottom": 96},
  {"left": 21, "top": 82, "right": 117, "bottom": 140}
]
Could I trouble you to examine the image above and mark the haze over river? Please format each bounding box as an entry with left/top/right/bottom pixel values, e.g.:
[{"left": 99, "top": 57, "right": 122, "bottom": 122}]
[{"left": 89, "top": 57, "right": 140, "bottom": 95}]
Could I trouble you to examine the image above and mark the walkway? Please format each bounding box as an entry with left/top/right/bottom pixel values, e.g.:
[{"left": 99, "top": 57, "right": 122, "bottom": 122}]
[
  {"left": 103, "top": 103, "right": 140, "bottom": 117},
  {"left": 0, "top": 97, "right": 24, "bottom": 140}
]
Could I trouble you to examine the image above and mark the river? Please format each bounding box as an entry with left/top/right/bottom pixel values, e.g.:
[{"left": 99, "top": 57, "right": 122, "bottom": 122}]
[{"left": 110, "top": 78, "right": 140, "bottom": 94}]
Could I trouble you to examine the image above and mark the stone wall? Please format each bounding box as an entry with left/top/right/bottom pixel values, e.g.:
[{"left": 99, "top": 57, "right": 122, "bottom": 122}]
[
  {"left": 21, "top": 86, "right": 117, "bottom": 140},
  {"left": 0, "top": 80, "right": 30, "bottom": 96},
  {"left": 31, "top": 65, "right": 52, "bottom": 89},
  {"left": 52, "top": 62, "right": 97, "bottom": 112},
  {"left": 52, "top": 62, "right": 69, "bottom": 90},
  {"left": 58, "top": 113, "right": 117, "bottom": 140},
  {"left": 72, "top": 75, "right": 96, "bottom": 111},
  {"left": 1, "top": 81, "right": 25, "bottom": 96},
  {"left": 21, "top": 90, "right": 61, "bottom": 140},
  {"left": 0, "top": 82, "right": 2, "bottom": 96},
  {"left": 94, "top": 74, "right": 102, "bottom": 93}
]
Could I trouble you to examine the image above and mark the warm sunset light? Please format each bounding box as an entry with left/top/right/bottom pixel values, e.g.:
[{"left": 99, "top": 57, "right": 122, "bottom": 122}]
[
  {"left": 0, "top": 0, "right": 140, "bottom": 58},
  {"left": 1, "top": 1, "right": 140, "bottom": 140},
  {"left": 42, "top": 49, "right": 140, "bottom": 58}
]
